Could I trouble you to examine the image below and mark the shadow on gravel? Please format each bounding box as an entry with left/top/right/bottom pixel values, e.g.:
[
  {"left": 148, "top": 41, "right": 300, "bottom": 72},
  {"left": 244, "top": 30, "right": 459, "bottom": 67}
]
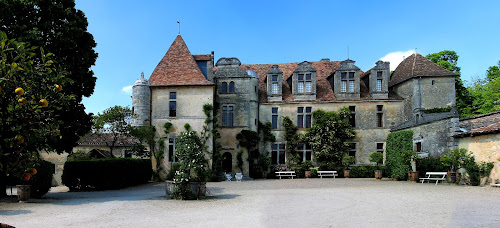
[{"left": 0, "top": 210, "right": 32, "bottom": 216}]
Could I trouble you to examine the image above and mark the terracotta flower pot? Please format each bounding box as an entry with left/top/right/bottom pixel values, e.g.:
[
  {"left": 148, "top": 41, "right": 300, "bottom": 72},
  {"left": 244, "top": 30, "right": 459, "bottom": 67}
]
[
  {"left": 374, "top": 170, "right": 383, "bottom": 180},
  {"left": 305, "top": 171, "right": 312, "bottom": 179},
  {"left": 344, "top": 170, "right": 350, "bottom": 178},
  {"left": 447, "top": 172, "right": 460, "bottom": 184},
  {"left": 408, "top": 171, "right": 419, "bottom": 182}
]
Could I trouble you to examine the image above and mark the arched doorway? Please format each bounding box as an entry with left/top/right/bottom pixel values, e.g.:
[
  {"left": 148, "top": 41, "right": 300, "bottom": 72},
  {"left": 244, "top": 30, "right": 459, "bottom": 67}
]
[{"left": 222, "top": 152, "right": 232, "bottom": 173}]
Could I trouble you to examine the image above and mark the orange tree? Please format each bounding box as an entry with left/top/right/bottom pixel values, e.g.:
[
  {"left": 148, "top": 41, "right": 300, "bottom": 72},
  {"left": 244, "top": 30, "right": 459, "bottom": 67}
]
[{"left": 0, "top": 31, "right": 73, "bottom": 194}]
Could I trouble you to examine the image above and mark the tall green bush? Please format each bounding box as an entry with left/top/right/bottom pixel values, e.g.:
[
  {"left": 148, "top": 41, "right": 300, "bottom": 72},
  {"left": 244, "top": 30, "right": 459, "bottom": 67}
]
[
  {"left": 385, "top": 131, "right": 413, "bottom": 179},
  {"left": 30, "top": 160, "right": 55, "bottom": 198}
]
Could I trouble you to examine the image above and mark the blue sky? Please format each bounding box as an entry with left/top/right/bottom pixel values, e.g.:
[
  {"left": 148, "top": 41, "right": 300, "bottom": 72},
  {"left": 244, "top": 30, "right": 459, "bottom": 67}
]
[{"left": 75, "top": 0, "right": 500, "bottom": 115}]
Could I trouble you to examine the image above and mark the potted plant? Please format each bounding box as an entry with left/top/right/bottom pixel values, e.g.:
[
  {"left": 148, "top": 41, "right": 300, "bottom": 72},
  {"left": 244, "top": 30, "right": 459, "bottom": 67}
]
[
  {"left": 403, "top": 150, "right": 418, "bottom": 182},
  {"left": 301, "top": 160, "right": 313, "bottom": 179},
  {"left": 342, "top": 156, "right": 355, "bottom": 178},
  {"left": 370, "top": 152, "right": 383, "bottom": 180},
  {"left": 257, "top": 154, "right": 271, "bottom": 178},
  {"left": 440, "top": 148, "right": 469, "bottom": 184}
]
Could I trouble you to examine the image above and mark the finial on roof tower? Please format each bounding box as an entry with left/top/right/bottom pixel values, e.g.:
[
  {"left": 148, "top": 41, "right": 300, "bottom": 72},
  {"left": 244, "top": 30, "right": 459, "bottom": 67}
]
[
  {"left": 177, "top": 20, "right": 180, "bottom": 35},
  {"left": 141, "top": 72, "right": 144, "bottom": 79}
]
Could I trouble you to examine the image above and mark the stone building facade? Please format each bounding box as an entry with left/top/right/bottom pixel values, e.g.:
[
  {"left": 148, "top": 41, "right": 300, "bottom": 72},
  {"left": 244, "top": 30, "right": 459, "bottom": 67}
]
[{"left": 132, "top": 35, "right": 459, "bottom": 176}]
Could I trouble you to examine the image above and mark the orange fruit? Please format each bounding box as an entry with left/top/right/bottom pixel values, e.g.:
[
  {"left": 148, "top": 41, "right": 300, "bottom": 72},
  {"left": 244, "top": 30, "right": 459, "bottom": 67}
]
[
  {"left": 15, "top": 87, "right": 24, "bottom": 95},
  {"left": 12, "top": 62, "right": 17, "bottom": 68},
  {"left": 0, "top": 85, "right": 2, "bottom": 93},
  {"left": 22, "top": 173, "right": 31, "bottom": 181},
  {"left": 55, "top": 84, "right": 62, "bottom": 92},
  {"left": 18, "top": 98, "right": 27, "bottom": 105},
  {"left": 15, "top": 135, "right": 24, "bottom": 144},
  {"left": 40, "top": 99, "right": 48, "bottom": 107},
  {"left": 30, "top": 168, "right": 37, "bottom": 175}
]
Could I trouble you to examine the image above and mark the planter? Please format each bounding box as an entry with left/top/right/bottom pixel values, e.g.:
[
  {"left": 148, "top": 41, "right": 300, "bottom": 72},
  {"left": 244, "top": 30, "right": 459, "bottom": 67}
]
[
  {"left": 393, "top": 177, "right": 399, "bottom": 181},
  {"left": 305, "top": 171, "right": 312, "bottom": 179},
  {"left": 374, "top": 170, "right": 383, "bottom": 180},
  {"left": 165, "top": 181, "right": 206, "bottom": 199},
  {"left": 344, "top": 170, "right": 350, "bottom": 178},
  {"left": 408, "top": 171, "right": 419, "bottom": 182},
  {"left": 262, "top": 171, "right": 268, "bottom": 179},
  {"left": 16, "top": 185, "right": 31, "bottom": 203},
  {"left": 447, "top": 172, "right": 460, "bottom": 184}
]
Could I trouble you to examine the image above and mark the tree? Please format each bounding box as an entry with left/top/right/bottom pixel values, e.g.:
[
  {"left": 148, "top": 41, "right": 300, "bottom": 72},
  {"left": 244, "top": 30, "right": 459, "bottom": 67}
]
[
  {"left": 304, "top": 108, "right": 356, "bottom": 168},
  {"left": 426, "top": 50, "right": 475, "bottom": 117},
  {"left": 0, "top": 31, "right": 73, "bottom": 196},
  {"left": 0, "top": 0, "right": 98, "bottom": 153},
  {"left": 92, "top": 106, "right": 133, "bottom": 154},
  {"left": 469, "top": 61, "right": 500, "bottom": 114}
]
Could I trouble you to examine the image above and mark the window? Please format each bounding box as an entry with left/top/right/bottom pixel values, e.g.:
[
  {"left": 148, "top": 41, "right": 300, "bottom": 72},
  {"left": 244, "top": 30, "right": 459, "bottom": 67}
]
[
  {"left": 271, "top": 143, "right": 286, "bottom": 165},
  {"left": 229, "top": 81, "right": 235, "bottom": 93},
  {"left": 272, "top": 107, "right": 278, "bottom": 129},
  {"left": 348, "top": 143, "right": 356, "bottom": 158},
  {"left": 222, "top": 105, "right": 234, "bottom": 127},
  {"left": 297, "top": 73, "right": 312, "bottom": 94},
  {"left": 349, "top": 106, "right": 356, "bottom": 127},
  {"left": 297, "top": 143, "right": 312, "bottom": 161},
  {"left": 376, "top": 71, "right": 383, "bottom": 91},
  {"left": 376, "top": 143, "right": 384, "bottom": 153},
  {"left": 376, "top": 105, "right": 383, "bottom": 128},
  {"left": 297, "top": 107, "right": 312, "bottom": 128},
  {"left": 341, "top": 72, "right": 355, "bottom": 92},
  {"left": 169, "top": 92, "right": 176, "bottom": 117},
  {"left": 272, "top": 83, "right": 278, "bottom": 94},
  {"left": 415, "top": 142, "right": 422, "bottom": 153},
  {"left": 168, "top": 138, "right": 177, "bottom": 162},
  {"left": 221, "top": 82, "right": 227, "bottom": 93}
]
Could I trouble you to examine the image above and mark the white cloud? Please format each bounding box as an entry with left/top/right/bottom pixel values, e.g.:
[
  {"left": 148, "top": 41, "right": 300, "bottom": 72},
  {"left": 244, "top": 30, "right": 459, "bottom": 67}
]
[
  {"left": 121, "top": 85, "right": 133, "bottom": 94},
  {"left": 380, "top": 50, "right": 416, "bottom": 71}
]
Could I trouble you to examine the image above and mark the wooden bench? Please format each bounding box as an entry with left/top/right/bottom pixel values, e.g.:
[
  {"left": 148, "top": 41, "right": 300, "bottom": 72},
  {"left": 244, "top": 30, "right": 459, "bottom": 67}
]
[
  {"left": 420, "top": 172, "right": 447, "bottom": 185},
  {"left": 275, "top": 171, "right": 296, "bottom": 179},
  {"left": 317, "top": 171, "right": 338, "bottom": 179}
]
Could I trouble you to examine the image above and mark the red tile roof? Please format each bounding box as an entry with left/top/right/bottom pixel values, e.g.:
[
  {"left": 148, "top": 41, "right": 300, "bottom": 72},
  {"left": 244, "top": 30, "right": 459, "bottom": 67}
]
[
  {"left": 78, "top": 134, "right": 139, "bottom": 146},
  {"left": 149, "top": 35, "right": 213, "bottom": 87},
  {"left": 390, "top": 53, "right": 458, "bottom": 87},
  {"left": 455, "top": 111, "right": 500, "bottom": 137}
]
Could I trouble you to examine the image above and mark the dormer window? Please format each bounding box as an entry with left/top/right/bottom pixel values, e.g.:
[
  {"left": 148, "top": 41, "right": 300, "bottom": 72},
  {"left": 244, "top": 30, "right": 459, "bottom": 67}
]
[
  {"left": 369, "top": 61, "right": 390, "bottom": 99},
  {"left": 267, "top": 65, "right": 283, "bottom": 101},
  {"left": 292, "top": 61, "right": 317, "bottom": 100},
  {"left": 298, "top": 73, "right": 312, "bottom": 94},
  {"left": 334, "top": 59, "right": 361, "bottom": 100},
  {"left": 271, "top": 75, "right": 279, "bottom": 94},
  {"left": 376, "top": 71, "right": 383, "bottom": 91},
  {"left": 341, "top": 72, "right": 355, "bottom": 92}
]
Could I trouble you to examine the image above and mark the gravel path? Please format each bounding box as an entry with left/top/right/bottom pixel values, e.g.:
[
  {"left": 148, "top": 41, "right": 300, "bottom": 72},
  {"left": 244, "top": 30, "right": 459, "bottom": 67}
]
[{"left": 1, "top": 178, "right": 500, "bottom": 227}]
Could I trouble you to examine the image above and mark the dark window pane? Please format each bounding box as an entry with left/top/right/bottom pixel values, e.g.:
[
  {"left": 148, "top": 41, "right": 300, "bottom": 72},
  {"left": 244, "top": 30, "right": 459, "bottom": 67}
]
[
  {"left": 169, "top": 101, "right": 176, "bottom": 117},
  {"left": 305, "top": 107, "right": 312, "bottom": 113},
  {"left": 297, "top": 107, "right": 304, "bottom": 113},
  {"left": 350, "top": 143, "right": 356, "bottom": 150},
  {"left": 377, "top": 113, "right": 383, "bottom": 127},
  {"left": 349, "top": 72, "right": 355, "bottom": 79},
  {"left": 349, "top": 150, "right": 356, "bottom": 157},
  {"left": 305, "top": 115, "right": 312, "bottom": 128},
  {"left": 168, "top": 144, "right": 174, "bottom": 162},
  {"left": 377, "top": 143, "right": 384, "bottom": 150},
  {"left": 279, "top": 151, "right": 285, "bottom": 164},
  {"left": 272, "top": 150, "right": 278, "bottom": 165},
  {"left": 306, "top": 144, "right": 312, "bottom": 150},
  {"left": 272, "top": 107, "right": 278, "bottom": 113},
  {"left": 306, "top": 152, "right": 312, "bottom": 161},
  {"left": 377, "top": 105, "right": 383, "bottom": 111},
  {"left": 297, "top": 115, "right": 304, "bottom": 128},
  {"left": 377, "top": 71, "right": 383, "bottom": 78},
  {"left": 298, "top": 74, "right": 304, "bottom": 81},
  {"left": 416, "top": 142, "right": 422, "bottom": 152},
  {"left": 306, "top": 73, "right": 311, "bottom": 80},
  {"left": 272, "top": 75, "right": 278, "bottom": 82},
  {"left": 228, "top": 112, "right": 233, "bottom": 126},
  {"left": 272, "top": 115, "right": 278, "bottom": 129},
  {"left": 297, "top": 144, "right": 304, "bottom": 150},
  {"left": 222, "top": 112, "right": 227, "bottom": 126},
  {"left": 221, "top": 82, "right": 227, "bottom": 93},
  {"left": 349, "top": 114, "right": 355, "bottom": 127},
  {"left": 170, "top": 92, "right": 176, "bottom": 99},
  {"left": 341, "top": 72, "right": 347, "bottom": 79},
  {"left": 299, "top": 152, "right": 304, "bottom": 162},
  {"left": 271, "top": 144, "right": 278, "bottom": 150},
  {"left": 229, "top": 81, "right": 235, "bottom": 93},
  {"left": 349, "top": 106, "right": 355, "bottom": 112},
  {"left": 279, "top": 144, "right": 285, "bottom": 149}
]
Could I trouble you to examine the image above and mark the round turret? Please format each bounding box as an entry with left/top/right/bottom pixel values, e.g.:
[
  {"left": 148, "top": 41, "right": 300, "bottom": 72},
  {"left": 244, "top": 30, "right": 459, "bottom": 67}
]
[{"left": 132, "top": 72, "right": 151, "bottom": 127}]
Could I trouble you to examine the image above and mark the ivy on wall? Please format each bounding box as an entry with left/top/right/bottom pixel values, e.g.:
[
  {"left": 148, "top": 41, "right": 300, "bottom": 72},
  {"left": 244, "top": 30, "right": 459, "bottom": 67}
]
[{"left": 385, "top": 130, "right": 413, "bottom": 179}]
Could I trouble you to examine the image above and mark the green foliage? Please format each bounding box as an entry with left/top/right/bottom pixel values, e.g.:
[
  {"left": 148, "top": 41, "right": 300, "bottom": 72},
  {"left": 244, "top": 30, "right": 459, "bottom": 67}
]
[
  {"left": 310, "top": 168, "right": 318, "bottom": 178},
  {"left": 426, "top": 50, "right": 475, "bottom": 118},
  {"left": 369, "top": 152, "right": 384, "bottom": 169},
  {"left": 479, "top": 161, "right": 494, "bottom": 178},
  {"left": 304, "top": 108, "right": 355, "bottom": 167},
  {"left": 30, "top": 159, "right": 55, "bottom": 198},
  {"left": 236, "top": 150, "right": 244, "bottom": 172},
  {"left": 165, "top": 163, "right": 181, "bottom": 181},
  {"left": 172, "top": 129, "right": 208, "bottom": 199},
  {"left": 257, "top": 154, "right": 271, "bottom": 172},
  {"left": 385, "top": 131, "right": 413, "bottom": 179},
  {"left": 423, "top": 106, "right": 452, "bottom": 114},
  {"left": 440, "top": 148, "right": 471, "bottom": 171},
  {"left": 416, "top": 157, "right": 446, "bottom": 177},
  {"left": 62, "top": 158, "right": 151, "bottom": 191},
  {"left": 129, "top": 126, "right": 155, "bottom": 159},
  {"left": 258, "top": 121, "right": 276, "bottom": 143},
  {"left": 1, "top": 0, "right": 97, "bottom": 154},
  {"left": 154, "top": 139, "right": 165, "bottom": 180},
  {"left": 67, "top": 150, "right": 92, "bottom": 161},
  {"left": 464, "top": 156, "right": 480, "bottom": 186},
  {"left": 92, "top": 105, "right": 133, "bottom": 153},
  {"left": 342, "top": 156, "right": 355, "bottom": 169},
  {"left": 163, "top": 122, "right": 172, "bottom": 135},
  {"left": 469, "top": 61, "right": 500, "bottom": 115},
  {"left": 236, "top": 130, "right": 259, "bottom": 151},
  {"left": 349, "top": 166, "right": 384, "bottom": 178},
  {"left": 183, "top": 123, "right": 191, "bottom": 131}
]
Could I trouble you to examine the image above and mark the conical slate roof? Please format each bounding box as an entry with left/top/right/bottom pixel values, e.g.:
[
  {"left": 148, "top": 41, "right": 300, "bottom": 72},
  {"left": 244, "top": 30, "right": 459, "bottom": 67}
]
[
  {"left": 389, "top": 53, "right": 458, "bottom": 87},
  {"left": 149, "top": 35, "right": 213, "bottom": 86}
]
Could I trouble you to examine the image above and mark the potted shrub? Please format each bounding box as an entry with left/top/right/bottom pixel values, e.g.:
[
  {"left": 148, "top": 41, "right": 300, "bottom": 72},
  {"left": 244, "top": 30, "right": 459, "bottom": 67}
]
[
  {"left": 301, "top": 161, "right": 313, "bottom": 178},
  {"left": 369, "top": 152, "right": 383, "bottom": 180},
  {"left": 342, "top": 156, "right": 355, "bottom": 178},
  {"left": 402, "top": 150, "right": 418, "bottom": 182},
  {"left": 440, "top": 148, "right": 469, "bottom": 184}
]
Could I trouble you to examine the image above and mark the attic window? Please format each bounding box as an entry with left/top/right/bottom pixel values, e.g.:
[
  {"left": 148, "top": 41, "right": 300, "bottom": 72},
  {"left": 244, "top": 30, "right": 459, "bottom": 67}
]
[
  {"left": 229, "top": 81, "right": 235, "bottom": 93},
  {"left": 272, "top": 75, "right": 278, "bottom": 94},
  {"left": 297, "top": 74, "right": 312, "bottom": 94},
  {"left": 341, "top": 72, "right": 355, "bottom": 92},
  {"left": 376, "top": 71, "right": 383, "bottom": 91}
]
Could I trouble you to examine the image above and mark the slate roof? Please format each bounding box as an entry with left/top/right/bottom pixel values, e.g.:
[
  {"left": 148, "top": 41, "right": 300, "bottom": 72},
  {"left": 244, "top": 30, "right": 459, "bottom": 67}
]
[
  {"left": 389, "top": 53, "right": 458, "bottom": 87},
  {"left": 241, "top": 61, "right": 401, "bottom": 103},
  {"left": 455, "top": 111, "right": 500, "bottom": 137},
  {"left": 78, "top": 134, "right": 139, "bottom": 147},
  {"left": 149, "top": 35, "right": 213, "bottom": 87}
]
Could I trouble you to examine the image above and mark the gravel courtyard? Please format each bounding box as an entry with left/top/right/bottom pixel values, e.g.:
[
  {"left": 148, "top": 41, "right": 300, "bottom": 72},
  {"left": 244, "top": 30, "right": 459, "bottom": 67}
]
[{"left": 1, "top": 178, "right": 499, "bottom": 227}]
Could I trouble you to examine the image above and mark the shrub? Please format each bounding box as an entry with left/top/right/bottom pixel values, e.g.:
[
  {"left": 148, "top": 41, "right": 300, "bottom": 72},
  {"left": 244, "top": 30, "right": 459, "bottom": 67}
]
[
  {"left": 464, "top": 156, "right": 480, "bottom": 186},
  {"left": 342, "top": 156, "right": 355, "bottom": 169},
  {"left": 62, "top": 158, "right": 152, "bottom": 191},
  {"left": 369, "top": 152, "right": 384, "bottom": 169},
  {"left": 166, "top": 163, "right": 181, "bottom": 180},
  {"left": 385, "top": 131, "right": 413, "bottom": 179},
  {"left": 349, "top": 166, "right": 381, "bottom": 178},
  {"left": 440, "top": 148, "right": 470, "bottom": 171},
  {"left": 417, "top": 157, "right": 446, "bottom": 177},
  {"left": 31, "top": 160, "right": 55, "bottom": 198}
]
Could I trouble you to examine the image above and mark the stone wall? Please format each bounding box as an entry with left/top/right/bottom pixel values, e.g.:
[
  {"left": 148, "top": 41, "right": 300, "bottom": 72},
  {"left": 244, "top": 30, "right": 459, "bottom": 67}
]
[{"left": 457, "top": 133, "right": 500, "bottom": 183}]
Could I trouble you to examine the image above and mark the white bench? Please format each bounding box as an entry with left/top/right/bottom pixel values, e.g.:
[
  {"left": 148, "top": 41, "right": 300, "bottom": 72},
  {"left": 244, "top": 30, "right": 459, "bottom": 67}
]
[
  {"left": 276, "top": 171, "right": 296, "bottom": 179},
  {"left": 317, "top": 171, "right": 338, "bottom": 179},
  {"left": 420, "top": 172, "right": 447, "bottom": 185}
]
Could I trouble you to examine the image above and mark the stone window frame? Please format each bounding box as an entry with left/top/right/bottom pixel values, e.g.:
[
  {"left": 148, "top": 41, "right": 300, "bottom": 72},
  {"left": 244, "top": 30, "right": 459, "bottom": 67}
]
[
  {"left": 271, "top": 75, "right": 279, "bottom": 95},
  {"left": 169, "top": 92, "right": 176, "bottom": 117},
  {"left": 297, "top": 107, "right": 312, "bottom": 128},
  {"left": 229, "top": 81, "right": 235, "bottom": 93},
  {"left": 271, "top": 107, "right": 279, "bottom": 130},
  {"left": 348, "top": 106, "right": 356, "bottom": 128},
  {"left": 297, "top": 73, "right": 312, "bottom": 94},
  {"left": 222, "top": 104, "right": 234, "bottom": 127},
  {"left": 376, "top": 71, "right": 383, "bottom": 91},
  {"left": 271, "top": 142, "right": 286, "bottom": 165},
  {"left": 168, "top": 137, "right": 177, "bottom": 163},
  {"left": 341, "top": 72, "right": 355, "bottom": 93},
  {"left": 297, "top": 143, "right": 312, "bottom": 162}
]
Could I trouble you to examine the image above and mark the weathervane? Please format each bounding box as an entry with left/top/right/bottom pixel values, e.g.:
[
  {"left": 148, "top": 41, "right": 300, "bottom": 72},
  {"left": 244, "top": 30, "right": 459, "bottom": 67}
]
[{"left": 177, "top": 20, "right": 180, "bottom": 35}]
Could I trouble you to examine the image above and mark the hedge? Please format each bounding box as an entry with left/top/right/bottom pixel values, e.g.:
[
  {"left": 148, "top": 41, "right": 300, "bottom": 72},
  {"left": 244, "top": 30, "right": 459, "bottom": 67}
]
[
  {"left": 31, "top": 160, "right": 55, "bottom": 198},
  {"left": 319, "top": 165, "right": 385, "bottom": 178},
  {"left": 386, "top": 130, "right": 413, "bottom": 179},
  {"left": 62, "top": 158, "right": 152, "bottom": 191}
]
